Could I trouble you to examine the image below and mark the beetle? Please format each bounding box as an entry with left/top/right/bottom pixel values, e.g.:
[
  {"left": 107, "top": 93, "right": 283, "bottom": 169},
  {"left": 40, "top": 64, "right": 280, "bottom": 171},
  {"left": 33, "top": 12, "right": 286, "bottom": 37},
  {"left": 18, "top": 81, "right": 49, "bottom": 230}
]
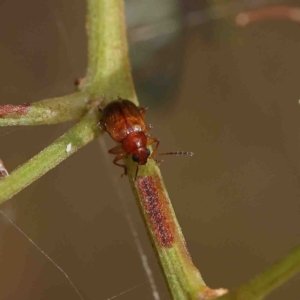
[{"left": 98, "top": 98, "right": 193, "bottom": 178}]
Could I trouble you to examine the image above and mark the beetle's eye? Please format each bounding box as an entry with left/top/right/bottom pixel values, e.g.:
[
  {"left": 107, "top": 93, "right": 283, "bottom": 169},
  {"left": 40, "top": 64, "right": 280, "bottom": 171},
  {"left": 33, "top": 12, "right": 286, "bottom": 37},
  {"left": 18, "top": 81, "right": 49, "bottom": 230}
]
[
  {"left": 132, "top": 154, "right": 140, "bottom": 162},
  {"left": 146, "top": 149, "right": 151, "bottom": 157}
]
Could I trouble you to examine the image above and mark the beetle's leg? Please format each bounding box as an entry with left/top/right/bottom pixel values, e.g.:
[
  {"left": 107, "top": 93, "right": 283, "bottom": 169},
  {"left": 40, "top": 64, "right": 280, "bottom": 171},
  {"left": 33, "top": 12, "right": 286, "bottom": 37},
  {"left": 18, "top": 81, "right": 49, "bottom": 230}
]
[
  {"left": 147, "top": 138, "right": 160, "bottom": 155},
  {"left": 147, "top": 138, "right": 160, "bottom": 158},
  {"left": 97, "top": 120, "right": 106, "bottom": 131},
  {"left": 145, "top": 124, "right": 153, "bottom": 135},
  {"left": 113, "top": 153, "right": 128, "bottom": 177},
  {"left": 147, "top": 138, "right": 163, "bottom": 164},
  {"left": 108, "top": 146, "right": 128, "bottom": 176},
  {"left": 108, "top": 145, "right": 124, "bottom": 154},
  {"left": 139, "top": 107, "right": 148, "bottom": 118}
]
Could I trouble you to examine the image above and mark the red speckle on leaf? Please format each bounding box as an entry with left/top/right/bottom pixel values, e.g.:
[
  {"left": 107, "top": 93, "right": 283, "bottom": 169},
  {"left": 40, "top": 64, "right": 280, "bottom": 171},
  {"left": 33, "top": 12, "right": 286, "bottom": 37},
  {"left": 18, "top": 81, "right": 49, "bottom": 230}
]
[
  {"left": 137, "top": 176, "right": 174, "bottom": 248},
  {"left": 0, "top": 103, "right": 30, "bottom": 117}
]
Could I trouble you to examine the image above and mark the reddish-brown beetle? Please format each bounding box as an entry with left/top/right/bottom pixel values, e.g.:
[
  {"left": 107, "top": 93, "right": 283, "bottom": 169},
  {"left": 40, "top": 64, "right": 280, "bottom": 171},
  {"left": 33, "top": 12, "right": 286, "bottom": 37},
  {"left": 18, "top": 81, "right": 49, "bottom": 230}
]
[{"left": 98, "top": 98, "right": 193, "bottom": 178}]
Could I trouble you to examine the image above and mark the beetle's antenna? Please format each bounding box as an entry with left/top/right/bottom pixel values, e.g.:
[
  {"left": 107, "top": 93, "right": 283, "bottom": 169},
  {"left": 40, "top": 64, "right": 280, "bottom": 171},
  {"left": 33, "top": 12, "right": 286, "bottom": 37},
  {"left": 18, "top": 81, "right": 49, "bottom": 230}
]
[
  {"left": 158, "top": 151, "right": 194, "bottom": 157},
  {"left": 134, "top": 164, "right": 139, "bottom": 180}
]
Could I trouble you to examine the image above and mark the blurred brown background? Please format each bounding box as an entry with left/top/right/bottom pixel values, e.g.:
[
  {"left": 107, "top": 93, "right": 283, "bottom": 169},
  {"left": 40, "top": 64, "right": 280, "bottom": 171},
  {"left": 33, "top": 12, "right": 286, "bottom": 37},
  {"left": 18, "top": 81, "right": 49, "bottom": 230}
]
[{"left": 0, "top": 0, "right": 299, "bottom": 299}]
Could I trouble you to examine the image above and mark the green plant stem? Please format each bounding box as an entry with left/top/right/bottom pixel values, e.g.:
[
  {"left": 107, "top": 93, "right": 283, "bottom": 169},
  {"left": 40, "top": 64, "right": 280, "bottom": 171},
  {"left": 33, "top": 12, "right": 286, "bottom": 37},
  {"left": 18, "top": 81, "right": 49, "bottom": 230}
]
[
  {"left": 83, "top": 0, "right": 136, "bottom": 104},
  {"left": 218, "top": 245, "right": 300, "bottom": 300},
  {"left": 83, "top": 2, "right": 300, "bottom": 298},
  {"left": 0, "top": 110, "right": 99, "bottom": 203},
  {"left": 84, "top": 1, "right": 215, "bottom": 299},
  {"left": 0, "top": 92, "right": 88, "bottom": 126},
  {"left": 1, "top": 0, "right": 298, "bottom": 299},
  {"left": 128, "top": 160, "right": 215, "bottom": 299},
  {"left": 83, "top": 0, "right": 217, "bottom": 298}
]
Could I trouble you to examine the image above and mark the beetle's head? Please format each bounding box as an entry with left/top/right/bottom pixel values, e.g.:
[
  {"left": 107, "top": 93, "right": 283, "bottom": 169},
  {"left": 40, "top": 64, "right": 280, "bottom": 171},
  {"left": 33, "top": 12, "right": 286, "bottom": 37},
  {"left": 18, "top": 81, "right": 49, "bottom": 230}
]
[{"left": 131, "top": 147, "right": 151, "bottom": 165}]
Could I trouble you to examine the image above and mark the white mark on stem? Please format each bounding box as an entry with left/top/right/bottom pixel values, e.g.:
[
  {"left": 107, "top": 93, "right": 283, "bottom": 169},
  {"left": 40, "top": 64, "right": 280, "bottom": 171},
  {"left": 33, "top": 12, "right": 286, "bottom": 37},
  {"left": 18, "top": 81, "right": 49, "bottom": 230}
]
[{"left": 66, "top": 143, "right": 72, "bottom": 153}]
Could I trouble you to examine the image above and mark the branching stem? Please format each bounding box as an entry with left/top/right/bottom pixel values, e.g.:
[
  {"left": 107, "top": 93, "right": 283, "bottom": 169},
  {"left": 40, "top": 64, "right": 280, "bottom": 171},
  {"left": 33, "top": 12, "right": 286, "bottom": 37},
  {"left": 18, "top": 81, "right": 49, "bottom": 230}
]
[{"left": 0, "top": 1, "right": 299, "bottom": 300}]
